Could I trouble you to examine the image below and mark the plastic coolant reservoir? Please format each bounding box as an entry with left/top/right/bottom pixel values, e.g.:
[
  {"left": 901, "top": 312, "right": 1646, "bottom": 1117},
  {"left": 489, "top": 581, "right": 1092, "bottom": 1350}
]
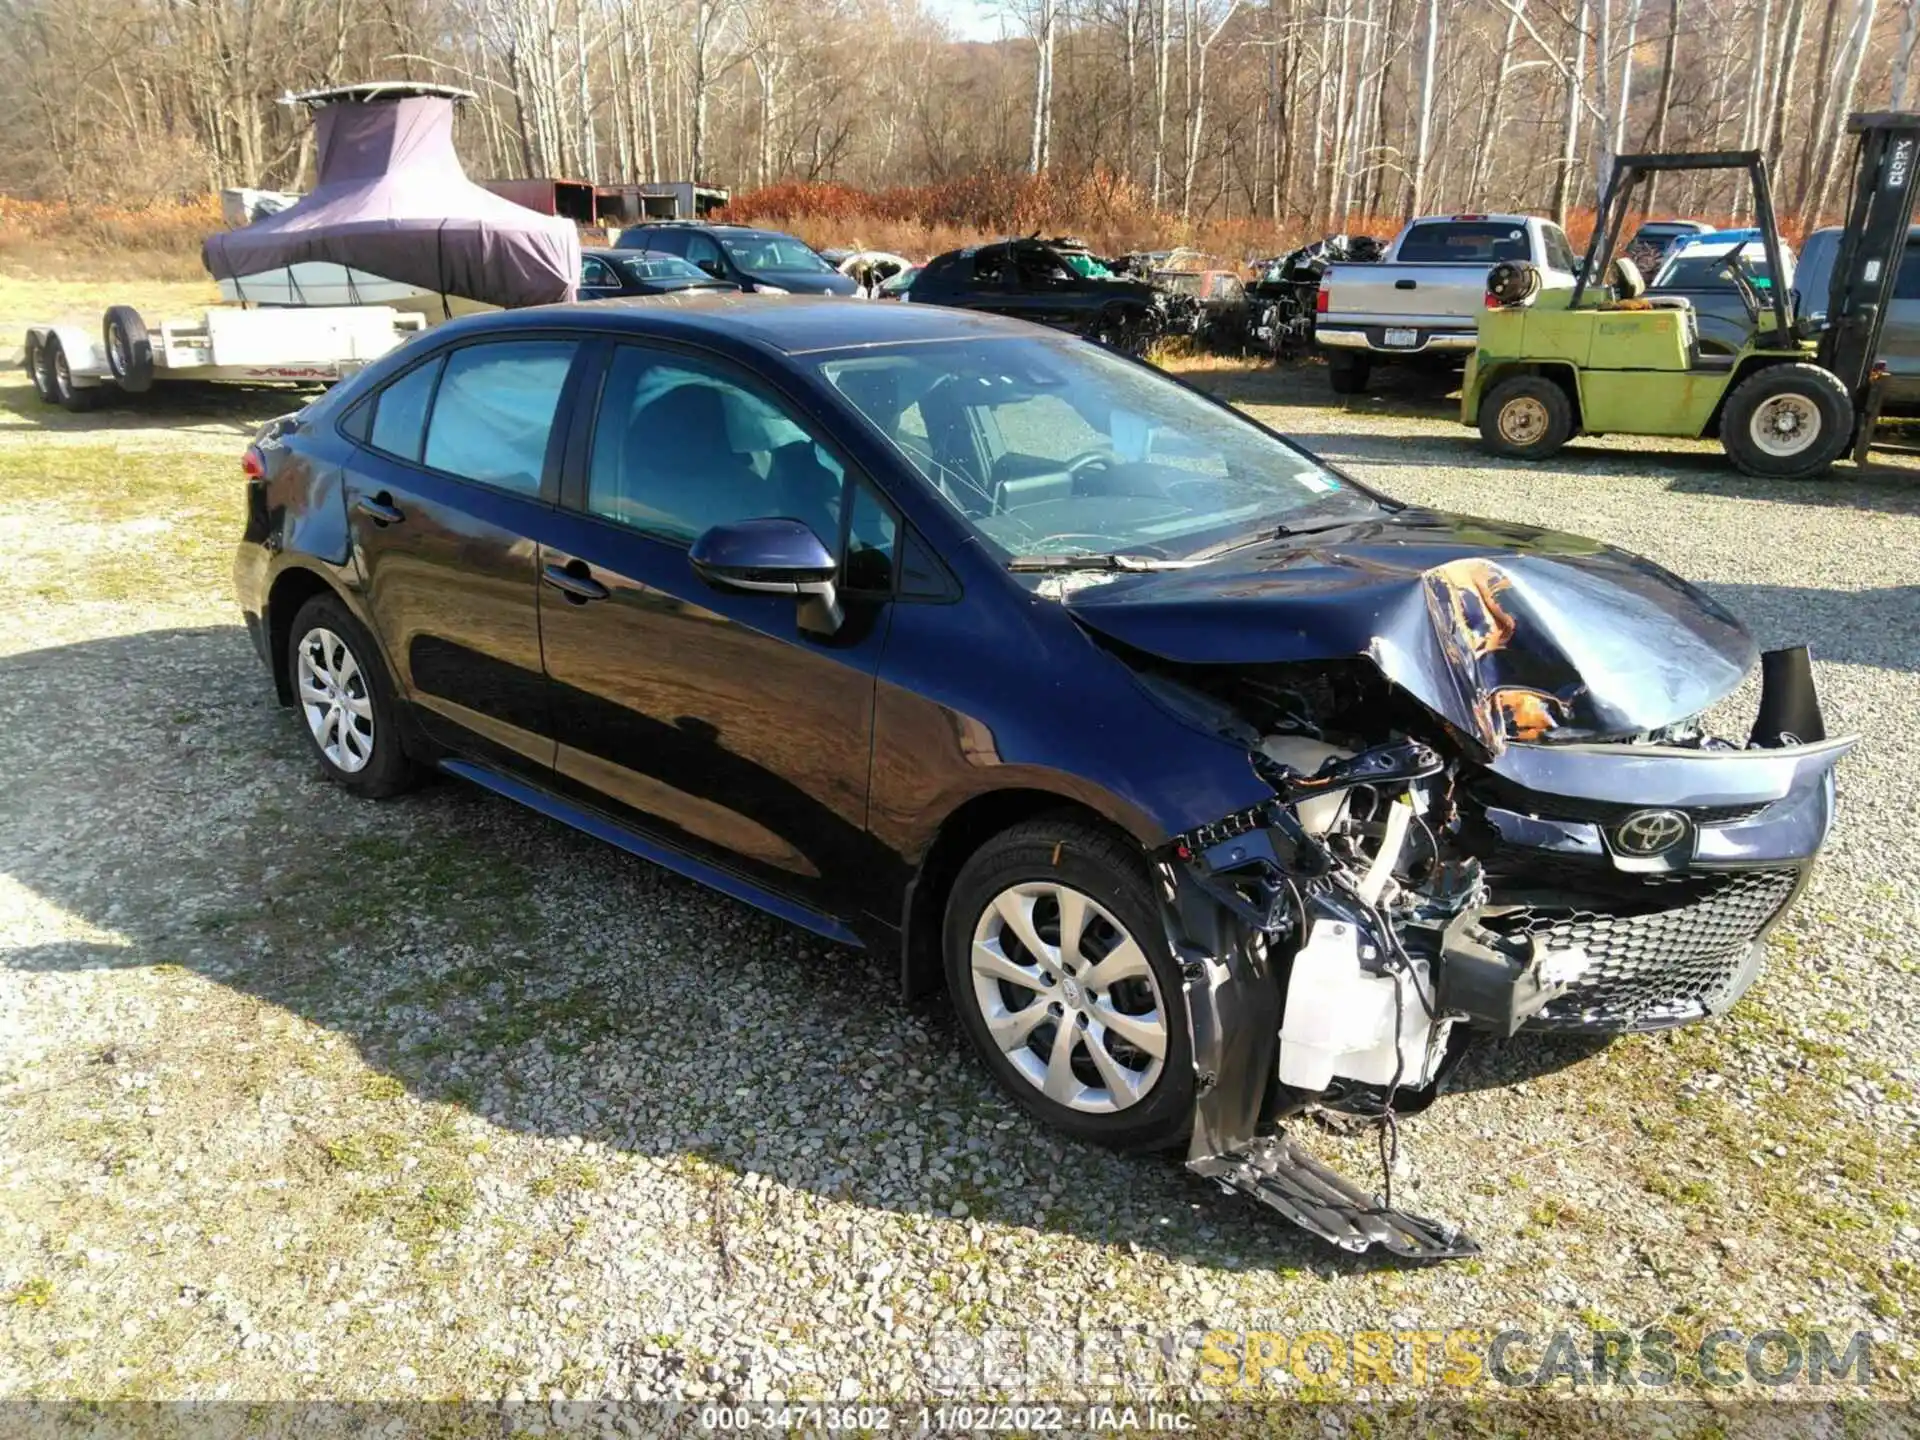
[
  {"left": 1278, "top": 919, "right": 1436, "bottom": 1092},
  {"left": 1258, "top": 735, "right": 1352, "bottom": 835}
]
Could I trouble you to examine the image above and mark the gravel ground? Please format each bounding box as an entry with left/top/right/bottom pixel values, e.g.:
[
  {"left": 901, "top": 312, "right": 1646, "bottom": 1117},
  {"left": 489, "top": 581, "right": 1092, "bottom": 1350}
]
[{"left": 0, "top": 357, "right": 1915, "bottom": 1421}]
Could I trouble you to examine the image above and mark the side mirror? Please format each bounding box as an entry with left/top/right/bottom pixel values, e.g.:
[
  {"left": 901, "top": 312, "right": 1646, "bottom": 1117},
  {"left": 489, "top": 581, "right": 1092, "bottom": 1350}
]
[
  {"left": 698, "top": 260, "right": 724, "bottom": 279},
  {"left": 689, "top": 517, "right": 842, "bottom": 635}
]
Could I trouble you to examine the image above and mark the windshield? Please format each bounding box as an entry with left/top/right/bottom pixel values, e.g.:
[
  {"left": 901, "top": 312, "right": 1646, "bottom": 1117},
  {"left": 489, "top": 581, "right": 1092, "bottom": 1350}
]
[
  {"left": 815, "top": 336, "right": 1374, "bottom": 560},
  {"left": 719, "top": 232, "right": 833, "bottom": 273},
  {"left": 1657, "top": 249, "right": 1785, "bottom": 289},
  {"left": 617, "top": 253, "right": 713, "bottom": 283}
]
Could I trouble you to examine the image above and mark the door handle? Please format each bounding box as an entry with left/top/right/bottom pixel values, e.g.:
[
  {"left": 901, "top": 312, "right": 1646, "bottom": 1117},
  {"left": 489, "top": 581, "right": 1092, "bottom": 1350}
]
[
  {"left": 1394, "top": 279, "right": 1417, "bottom": 290},
  {"left": 356, "top": 492, "right": 404, "bottom": 525},
  {"left": 543, "top": 560, "right": 610, "bottom": 604}
]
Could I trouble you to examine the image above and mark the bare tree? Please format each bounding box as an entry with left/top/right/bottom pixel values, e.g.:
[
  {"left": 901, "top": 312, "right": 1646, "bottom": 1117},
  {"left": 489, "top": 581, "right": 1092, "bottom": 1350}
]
[{"left": 1405, "top": 0, "right": 1439, "bottom": 216}]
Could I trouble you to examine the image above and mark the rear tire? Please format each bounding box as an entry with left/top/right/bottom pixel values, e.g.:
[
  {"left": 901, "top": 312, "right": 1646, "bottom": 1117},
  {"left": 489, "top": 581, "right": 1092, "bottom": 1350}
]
[
  {"left": 1719, "top": 363, "right": 1853, "bottom": 479},
  {"left": 47, "top": 337, "right": 105, "bottom": 413},
  {"left": 285, "top": 594, "right": 421, "bottom": 799},
  {"left": 1326, "top": 350, "right": 1372, "bottom": 395},
  {"left": 103, "top": 306, "right": 154, "bottom": 393},
  {"left": 943, "top": 815, "right": 1193, "bottom": 1153},
  {"left": 24, "top": 334, "right": 56, "bottom": 404},
  {"left": 1479, "top": 374, "right": 1575, "bottom": 460}
]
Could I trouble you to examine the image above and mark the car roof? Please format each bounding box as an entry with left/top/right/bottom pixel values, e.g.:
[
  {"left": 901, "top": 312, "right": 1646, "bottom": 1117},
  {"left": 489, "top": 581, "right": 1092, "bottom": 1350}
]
[
  {"left": 430, "top": 293, "right": 1048, "bottom": 356},
  {"left": 626, "top": 221, "right": 783, "bottom": 234}
]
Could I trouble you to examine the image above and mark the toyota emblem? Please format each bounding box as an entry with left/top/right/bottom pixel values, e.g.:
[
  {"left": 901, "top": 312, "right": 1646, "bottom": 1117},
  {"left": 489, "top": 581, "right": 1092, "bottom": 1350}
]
[{"left": 1613, "top": 808, "right": 1691, "bottom": 857}]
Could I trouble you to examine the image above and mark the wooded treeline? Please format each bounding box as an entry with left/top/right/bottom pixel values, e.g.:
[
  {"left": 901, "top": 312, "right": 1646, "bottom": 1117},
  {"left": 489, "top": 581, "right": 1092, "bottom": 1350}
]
[{"left": 2, "top": 0, "right": 1917, "bottom": 231}]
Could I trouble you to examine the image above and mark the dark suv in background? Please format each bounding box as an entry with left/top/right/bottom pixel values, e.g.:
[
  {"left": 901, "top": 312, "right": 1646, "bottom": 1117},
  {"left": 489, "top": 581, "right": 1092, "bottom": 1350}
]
[{"left": 612, "top": 221, "right": 857, "bottom": 296}]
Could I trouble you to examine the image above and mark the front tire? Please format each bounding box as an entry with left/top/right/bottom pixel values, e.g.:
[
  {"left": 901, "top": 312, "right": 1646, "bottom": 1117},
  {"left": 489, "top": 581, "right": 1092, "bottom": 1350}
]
[
  {"left": 1479, "top": 374, "right": 1575, "bottom": 460},
  {"left": 285, "top": 594, "right": 420, "bottom": 798},
  {"left": 943, "top": 816, "right": 1192, "bottom": 1152},
  {"left": 1327, "top": 350, "right": 1371, "bottom": 395},
  {"left": 1719, "top": 363, "right": 1853, "bottom": 479},
  {"left": 103, "top": 306, "right": 154, "bottom": 393}
]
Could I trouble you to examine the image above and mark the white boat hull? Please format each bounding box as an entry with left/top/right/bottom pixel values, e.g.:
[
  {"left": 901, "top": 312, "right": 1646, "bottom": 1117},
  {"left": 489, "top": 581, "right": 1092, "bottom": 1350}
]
[{"left": 216, "top": 263, "right": 498, "bottom": 322}]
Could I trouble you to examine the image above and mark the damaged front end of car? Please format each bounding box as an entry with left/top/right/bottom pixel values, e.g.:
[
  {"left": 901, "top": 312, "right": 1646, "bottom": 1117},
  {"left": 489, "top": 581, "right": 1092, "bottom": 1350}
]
[{"left": 1068, "top": 525, "right": 1853, "bottom": 1260}]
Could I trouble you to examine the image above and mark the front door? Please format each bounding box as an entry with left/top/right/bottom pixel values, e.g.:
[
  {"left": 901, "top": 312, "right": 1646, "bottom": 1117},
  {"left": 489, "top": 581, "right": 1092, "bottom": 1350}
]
[
  {"left": 340, "top": 335, "right": 585, "bottom": 774},
  {"left": 537, "top": 342, "right": 899, "bottom": 914}
]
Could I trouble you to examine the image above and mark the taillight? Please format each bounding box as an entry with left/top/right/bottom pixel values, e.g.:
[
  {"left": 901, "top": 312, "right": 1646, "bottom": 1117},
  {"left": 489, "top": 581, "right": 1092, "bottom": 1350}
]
[
  {"left": 1315, "top": 283, "right": 1330, "bottom": 314},
  {"left": 1485, "top": 291, "right": 1501, "bottom": 309},
  {"left": 242, "top": 445, "right": 265, "bottom": 479}
]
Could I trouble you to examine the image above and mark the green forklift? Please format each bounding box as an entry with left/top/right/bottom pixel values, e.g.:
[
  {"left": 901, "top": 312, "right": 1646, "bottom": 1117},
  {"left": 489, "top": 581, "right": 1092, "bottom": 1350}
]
[{"left": 1464, "top": 112, "right": 1920, "bottom": 478}]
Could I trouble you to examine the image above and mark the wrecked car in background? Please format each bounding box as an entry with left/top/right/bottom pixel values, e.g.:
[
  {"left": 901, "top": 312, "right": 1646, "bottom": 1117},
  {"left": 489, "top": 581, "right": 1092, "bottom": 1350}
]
[
  {"left": 238, "top": 298, "right": 1848, "bottom": 1261},
  {"left": 904, "top": 237, "right": 1167, "bottom": 354},
  {"left": 1247, "top": 233, "right": 1384, "bottom": 360},
  {"left": 1153, "top": 268, "right": 1252, "bottom": 353}
]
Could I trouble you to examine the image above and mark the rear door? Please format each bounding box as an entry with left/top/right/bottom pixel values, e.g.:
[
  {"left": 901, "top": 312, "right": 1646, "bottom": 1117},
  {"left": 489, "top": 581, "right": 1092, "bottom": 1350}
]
[
  {"left": 535, "top": 341, "right": 899, "bottom": 916},
  {"left": 340, "top": 334, "right": 588, "bottom": 775}
]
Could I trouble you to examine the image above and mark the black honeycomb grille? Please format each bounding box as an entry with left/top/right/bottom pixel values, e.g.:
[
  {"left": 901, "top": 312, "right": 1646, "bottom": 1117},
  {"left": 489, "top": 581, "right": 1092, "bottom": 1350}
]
[{"left": 1483, "top": 868, "right": 1801, "bottom": 1031}]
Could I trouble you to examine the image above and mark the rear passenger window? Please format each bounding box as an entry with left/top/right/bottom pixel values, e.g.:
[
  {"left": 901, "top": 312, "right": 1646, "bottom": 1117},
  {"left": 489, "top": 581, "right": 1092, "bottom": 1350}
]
[
  {"left": 368, "top": 356, "right": 442, "bottom": 461},
  {"left": 422, "top": 341, "right": 577, "bottom": 495},
  {"left": 1542, "top": 225, "right": 1579, "bottom": 274}
]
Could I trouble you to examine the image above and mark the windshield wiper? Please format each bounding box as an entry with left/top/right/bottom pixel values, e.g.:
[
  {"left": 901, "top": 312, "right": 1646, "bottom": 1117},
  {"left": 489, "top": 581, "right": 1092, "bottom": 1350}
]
[
  {"left": 1182, "top": 510, "right": 1376, "bottom": 563},
  {"left": 1006, "top": 553, "right": 1198, "bottom": 573}
]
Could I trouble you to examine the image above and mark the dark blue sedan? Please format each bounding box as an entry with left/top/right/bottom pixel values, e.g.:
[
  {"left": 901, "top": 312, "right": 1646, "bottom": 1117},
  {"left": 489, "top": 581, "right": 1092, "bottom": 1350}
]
[
  {"left": 578, "top": 247, "right": 740, "bottom": 300},
  {"left": 234, "top": 295, "right": 1845, "bottom": 1257}
]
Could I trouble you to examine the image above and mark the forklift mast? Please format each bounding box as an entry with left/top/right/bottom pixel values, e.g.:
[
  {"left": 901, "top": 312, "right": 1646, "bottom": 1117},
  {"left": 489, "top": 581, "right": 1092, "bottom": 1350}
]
[
  {"left": 1571, "top": 149, "right": 1791, "bottom": 341},
  {"left": 1816, "top": 112, "right": 1920, "bottom": 396}
]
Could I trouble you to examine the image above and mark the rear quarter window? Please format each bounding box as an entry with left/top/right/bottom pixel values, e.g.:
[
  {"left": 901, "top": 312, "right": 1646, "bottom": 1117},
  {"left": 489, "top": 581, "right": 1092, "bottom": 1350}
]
[{"left": 366, "top": 356, "right": 443, "bottom": 461}]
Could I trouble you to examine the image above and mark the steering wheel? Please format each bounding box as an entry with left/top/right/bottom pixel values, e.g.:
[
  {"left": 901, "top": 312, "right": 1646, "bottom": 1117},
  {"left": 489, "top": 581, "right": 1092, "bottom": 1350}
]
[
  {"left": 1064, "top": 448, "right": 1120, "bottom": 483},
  {"left": 1712, "top": 246, "right": 1764, "bottom": 326}
]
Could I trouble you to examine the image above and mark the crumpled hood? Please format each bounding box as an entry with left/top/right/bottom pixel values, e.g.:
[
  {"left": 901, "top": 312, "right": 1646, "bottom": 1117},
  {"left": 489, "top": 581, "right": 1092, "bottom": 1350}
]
[{"left": 1064, "top": 509, "right": 1757, "bottom": 754}]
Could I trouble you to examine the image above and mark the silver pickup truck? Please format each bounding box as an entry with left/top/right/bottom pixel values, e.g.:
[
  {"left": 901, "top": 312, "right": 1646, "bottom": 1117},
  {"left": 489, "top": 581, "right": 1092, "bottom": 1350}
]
[{"left": 1315, "top": 214, "right": 1581, "bottom": 393}]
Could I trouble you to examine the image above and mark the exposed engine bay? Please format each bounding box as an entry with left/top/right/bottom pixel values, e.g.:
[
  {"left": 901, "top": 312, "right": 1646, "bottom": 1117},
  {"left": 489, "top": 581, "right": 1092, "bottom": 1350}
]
[{"left": 1136, "top": 650, "right": 1850, "bottom": 1260}]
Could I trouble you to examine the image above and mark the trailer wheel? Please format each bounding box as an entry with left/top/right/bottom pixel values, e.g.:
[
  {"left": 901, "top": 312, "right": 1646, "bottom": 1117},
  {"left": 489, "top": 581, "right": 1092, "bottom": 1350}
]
[
  {"left": 24, "top": 334, "right": 57, "bottom": 405},
  {"left": 1327, "top": 351, "right": 1371, "bottom": 395},
  {"left": 46, "top": 337, "right": 104, "bottom": 413},
  {"left": 103, "top": 306, "right": 154, "bottom": 393},
  {"left": 1720, "top": 363, "right": 1853, "bottom": 479},
  {"left": 1479, "top": 374, "right": 1574, "bottom": 460}
]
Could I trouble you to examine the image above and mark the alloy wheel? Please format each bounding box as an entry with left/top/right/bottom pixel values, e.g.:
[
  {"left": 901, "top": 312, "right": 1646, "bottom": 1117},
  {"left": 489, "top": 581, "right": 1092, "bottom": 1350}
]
[
  {"left": 295, "top": 626, "right": 375, "bottom": 773},
  {"left": 968, "top": 881, "right": 1167, "bottom": 1114}
]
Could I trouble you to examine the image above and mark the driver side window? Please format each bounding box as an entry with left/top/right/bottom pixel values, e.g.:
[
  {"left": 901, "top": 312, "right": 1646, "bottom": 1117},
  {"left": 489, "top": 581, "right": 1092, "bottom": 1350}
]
[{"left": 585, "top": 346, "right": 845, "bottom": 550}]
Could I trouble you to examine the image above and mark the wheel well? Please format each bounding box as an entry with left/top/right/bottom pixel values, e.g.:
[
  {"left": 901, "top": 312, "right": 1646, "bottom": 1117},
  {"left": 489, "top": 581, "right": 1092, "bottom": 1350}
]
[
  {"left": 265, "top": 567, "right": 343, "bottom": 705},
  {"left": 1479, "top": 361, "right": 1582, "bottom": 428},
  {"left": 898, "top": 789, "right": 1136, "bottom": 1002}
]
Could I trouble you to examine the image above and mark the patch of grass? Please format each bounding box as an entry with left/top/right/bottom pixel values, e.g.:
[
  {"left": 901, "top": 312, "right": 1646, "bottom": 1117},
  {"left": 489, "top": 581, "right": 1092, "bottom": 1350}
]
[
  {"left": 0, "top": 443, "right": 235, "bottom": 605},
  {"left": 323, "top": 1130, "right": 403, "bottom": 1171},
  {"left": 531, "top": 1158, "right": 602, "bottom": 1199},
  {"left": 360, "top": 1075, "right": 406, "bottom": 1102},
  {"left": 7, "top": 1277, "right": 53, "bottom": 1307}
]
